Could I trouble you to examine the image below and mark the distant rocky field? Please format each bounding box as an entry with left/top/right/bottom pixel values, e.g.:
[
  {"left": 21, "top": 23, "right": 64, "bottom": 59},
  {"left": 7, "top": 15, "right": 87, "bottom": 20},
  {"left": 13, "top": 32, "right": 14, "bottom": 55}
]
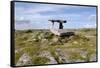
[{"left": 14, "top": 28, "right": 97, "bottom": 66}]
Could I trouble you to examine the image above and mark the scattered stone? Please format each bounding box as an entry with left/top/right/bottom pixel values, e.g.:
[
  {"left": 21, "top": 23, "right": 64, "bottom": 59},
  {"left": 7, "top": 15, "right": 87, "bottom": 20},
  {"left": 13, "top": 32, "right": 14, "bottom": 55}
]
[
  {"left": 90, "top": 53, "right": 97, "bottom": 61},
  {"left": 33, "top": 38, "right": 36, "bottom": 41},
  {"left": 38, "top": 33, "right": 44, "bottom": 40},
  {"left": 33, "top": 38, "right": 39, "bottom": 42},
  {"left": 16, "top": 53, "right": 32, "bottom": 66},
  {"left": 73, "top": 41, "right": 78, "bottom": 44},
  {"left": 49, "top": 37, "right": 63, "bottom": 45},
  {"left": 41, "top": 39, "right": 49, "bottom": 47},
  {"left": 75, "top": 59, "right": 85, "bottom": 62},
  {"left": 80, "top": 51, "right": 88, "bottom": 58},
  {"left": 41, "top": 39, "right": 47, "bottom": 43},
  {"left": 15, "top": 29, "right": 96, "bottom": 65},
  {"left": 52, "top": 37, "right": 59, "bottom": 42},
  {"left": 15, "top": 50, "right": 18, "bottom": 53}
]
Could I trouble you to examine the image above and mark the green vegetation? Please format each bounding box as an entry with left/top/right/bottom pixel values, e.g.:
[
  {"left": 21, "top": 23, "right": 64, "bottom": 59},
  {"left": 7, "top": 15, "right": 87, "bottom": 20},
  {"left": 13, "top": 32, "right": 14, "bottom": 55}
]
[
  {"left": 32, "top": 56, "right": 50, "bottom": 64},
  {"left": 25, "top": 29, "right": 33, "bottom": 33},
  {"left": 15, "top": 28, "right": 97, "bottom": 66},
  {"left": 15, "top": 52, "right": 23, "bottom": 64},
  {"left": 69, "top": 52, "right": 85, "bottom": 61}
]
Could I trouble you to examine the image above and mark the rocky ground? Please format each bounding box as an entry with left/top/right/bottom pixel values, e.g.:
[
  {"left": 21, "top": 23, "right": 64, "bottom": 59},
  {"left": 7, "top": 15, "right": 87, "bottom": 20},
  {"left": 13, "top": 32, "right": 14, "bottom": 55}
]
[{"left": 15, "top": 28, "right": 97, "bottom": 66}]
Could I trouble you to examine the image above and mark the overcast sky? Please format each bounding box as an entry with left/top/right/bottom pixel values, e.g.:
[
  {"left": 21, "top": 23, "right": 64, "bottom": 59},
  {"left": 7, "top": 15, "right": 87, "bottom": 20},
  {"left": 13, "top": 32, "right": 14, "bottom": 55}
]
[{"left": 15, "top": 2, "right": 96, "bottom": 30}]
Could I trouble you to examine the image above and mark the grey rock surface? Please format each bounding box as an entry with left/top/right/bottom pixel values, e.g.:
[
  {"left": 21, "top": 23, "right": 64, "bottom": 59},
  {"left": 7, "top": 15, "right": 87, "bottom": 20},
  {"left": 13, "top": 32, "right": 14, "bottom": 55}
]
[
  {"left": 55, "top": 48, "right": 71, "bottom": 63},
  {"left": 16, "top": 53, "right": 32, "bottom": 66},
  {"left": 39, "top": 51, "right": 57, "bottom": 64}
]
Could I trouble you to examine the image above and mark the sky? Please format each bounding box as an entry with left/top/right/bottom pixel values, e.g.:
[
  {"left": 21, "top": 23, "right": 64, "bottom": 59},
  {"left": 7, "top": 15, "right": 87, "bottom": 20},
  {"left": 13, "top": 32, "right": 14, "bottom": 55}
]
[{"left": 15, "top": 2, "right": 97, "bottom": 30}]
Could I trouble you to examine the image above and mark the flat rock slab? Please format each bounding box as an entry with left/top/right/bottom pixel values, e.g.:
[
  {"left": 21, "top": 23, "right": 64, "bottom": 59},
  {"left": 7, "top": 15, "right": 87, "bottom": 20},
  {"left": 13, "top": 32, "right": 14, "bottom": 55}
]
[
  {"left": 39, "top": 51, "right": 57, "bottom": 64},
  {"left": 16, "top": 53, "right": 32, "bottom": 66},
  {"left": 55, "top": 48, "right": 71, "bottom": 63}
]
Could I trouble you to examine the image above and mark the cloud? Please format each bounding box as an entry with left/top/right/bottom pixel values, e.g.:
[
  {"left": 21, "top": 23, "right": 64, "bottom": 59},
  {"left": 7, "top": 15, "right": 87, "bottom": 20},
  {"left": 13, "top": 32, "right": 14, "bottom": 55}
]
[
  {"left": 15, "top": 16, "right": 31, "bottom": 25},
  {"left": 83, "top": 24, "right": 96, "bottom": 28},
  {"left": 15, "top": 4, "right": 68, "bottom": 15},
  {"left": 15, "top": 2, "right": 96, "bottom": 30},
  {"left": 15, "top": 3, "right": 86, "bottom": 17},
  {"left": 15, "top": 3, "right": 93, "bottom": 22},
  {"left": 88, "top": 14, "right": 96, "bottom": 21}
]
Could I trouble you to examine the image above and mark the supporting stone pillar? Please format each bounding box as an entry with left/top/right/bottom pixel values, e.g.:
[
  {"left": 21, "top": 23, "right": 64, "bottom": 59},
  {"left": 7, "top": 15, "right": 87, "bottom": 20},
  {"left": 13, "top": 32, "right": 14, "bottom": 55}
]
[
  {"left": 52, "top": 21, "right": 54, "bottom": 29},
  {"left": 59, "top": 22, "right": 63, "bottom": 29}
]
